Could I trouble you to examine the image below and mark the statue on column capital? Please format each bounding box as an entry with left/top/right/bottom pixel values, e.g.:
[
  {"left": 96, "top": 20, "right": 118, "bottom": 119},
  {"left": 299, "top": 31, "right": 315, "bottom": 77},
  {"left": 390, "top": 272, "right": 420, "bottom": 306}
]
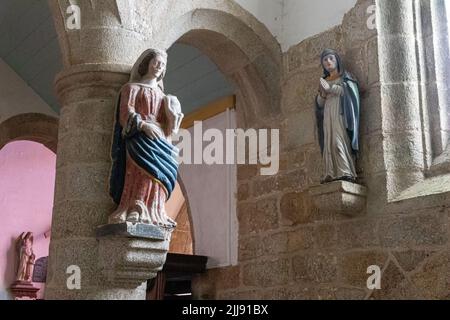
[{"left": 108, "top": 49, "right": 184, "bottom": 229}]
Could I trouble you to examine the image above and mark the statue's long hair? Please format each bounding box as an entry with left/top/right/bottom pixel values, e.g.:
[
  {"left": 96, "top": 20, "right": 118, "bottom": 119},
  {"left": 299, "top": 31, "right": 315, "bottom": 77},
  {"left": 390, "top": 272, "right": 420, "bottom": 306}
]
[{"left": 129, "top": 49, "right": 168, "bottom": 90}]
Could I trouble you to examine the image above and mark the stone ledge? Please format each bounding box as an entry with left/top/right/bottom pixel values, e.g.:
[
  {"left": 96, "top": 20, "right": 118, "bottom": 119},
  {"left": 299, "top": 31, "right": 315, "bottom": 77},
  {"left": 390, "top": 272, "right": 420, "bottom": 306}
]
[
  {"left": 96, "top": 223, "right": 173, "bottom": 288},
  {"left": 96, "top": 222, "right": 169, "bottom": 240},
  {"left": 309, "top": 181, "right": 367, "bottom": 217}
]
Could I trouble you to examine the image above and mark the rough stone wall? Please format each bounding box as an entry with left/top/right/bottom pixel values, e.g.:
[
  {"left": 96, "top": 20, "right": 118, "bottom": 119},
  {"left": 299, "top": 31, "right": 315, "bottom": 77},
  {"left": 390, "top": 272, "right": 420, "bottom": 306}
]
[{"left": 192, "top": 0, "right": 450, "bottom": 300}]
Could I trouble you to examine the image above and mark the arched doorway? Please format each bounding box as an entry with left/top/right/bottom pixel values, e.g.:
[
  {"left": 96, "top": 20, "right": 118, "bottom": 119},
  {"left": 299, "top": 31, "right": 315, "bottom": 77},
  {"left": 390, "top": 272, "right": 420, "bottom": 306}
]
[
  {"left": 0, "top": 113, "right": 58, "bottom": 299},
  {"left": 158, "top": 9, "right": 282, "bottom": 270},
  {"left": 0, "top": 113, "right": 58, "bottom": 153},
  {"left": 0, "top": 140, "right": 56, "bottom": 300}
]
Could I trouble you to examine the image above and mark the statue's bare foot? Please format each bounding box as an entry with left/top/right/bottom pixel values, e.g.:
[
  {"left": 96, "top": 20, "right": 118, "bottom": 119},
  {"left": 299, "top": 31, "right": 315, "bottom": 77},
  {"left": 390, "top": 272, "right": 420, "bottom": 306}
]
[
  {"left": 161, "top": 216, "right": 177, "bottom": 229},
  {"left": 108, "top": 209, "right": 127, "bottom": 224},
  {"left": 127, "top": 211, "right": 140, "bottom": 223},
  {"left": 134, "top": 201, "right": 151, "bottom": 224}
]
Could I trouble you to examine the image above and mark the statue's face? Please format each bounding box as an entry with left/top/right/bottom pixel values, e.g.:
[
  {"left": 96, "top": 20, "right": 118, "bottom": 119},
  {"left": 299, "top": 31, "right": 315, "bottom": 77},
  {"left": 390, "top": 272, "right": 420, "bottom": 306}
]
[
  {"left": 148, "top": 55, "right": 167, "bottom": 79},
  {"left": 322, "top": 54, "right": 338, "bottom": 73}
]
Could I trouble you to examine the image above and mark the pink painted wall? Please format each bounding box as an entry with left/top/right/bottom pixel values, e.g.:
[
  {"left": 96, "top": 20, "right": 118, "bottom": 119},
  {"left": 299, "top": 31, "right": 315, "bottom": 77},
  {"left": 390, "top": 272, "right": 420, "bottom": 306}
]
[{"left": 0, "top": 141, "right": 56, "bottom": 300}]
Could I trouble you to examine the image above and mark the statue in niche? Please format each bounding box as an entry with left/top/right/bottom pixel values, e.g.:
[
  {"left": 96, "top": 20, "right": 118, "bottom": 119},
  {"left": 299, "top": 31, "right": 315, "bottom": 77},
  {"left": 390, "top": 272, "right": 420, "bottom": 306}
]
[
  {"left": 315, "top": 49, "right": 360, "bottom": 184},
  {"left": 15, "top": 232, "right": 35, "bottom": 282},
  {"left": 108, "top": 49, "right": 184, "bottom": 228}
]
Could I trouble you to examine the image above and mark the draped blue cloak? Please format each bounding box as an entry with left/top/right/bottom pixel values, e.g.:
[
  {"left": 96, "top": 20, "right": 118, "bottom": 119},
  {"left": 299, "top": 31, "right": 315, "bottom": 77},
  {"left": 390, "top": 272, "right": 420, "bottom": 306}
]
[
  {"left": 109, "top": 93, "right": 179, "bottom": 205},
  {"left": 315, "top": 71, "right": 360, "bottom": 156}
]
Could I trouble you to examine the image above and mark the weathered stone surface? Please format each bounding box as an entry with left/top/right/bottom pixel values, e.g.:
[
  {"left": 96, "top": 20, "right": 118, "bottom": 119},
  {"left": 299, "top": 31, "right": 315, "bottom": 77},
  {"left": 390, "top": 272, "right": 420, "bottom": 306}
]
[
  {"left": 293, "top": 253, "right": 337, "bottom": 284},
  {"left": 410, "top": 251, "right": 450, "bottom": 299},
  {"left": 280, "top": 192, "right": 313, "bottom": 225},
  {"left": 237, "top": 183, "right": 250, "bottom": 201},
  {"left": 378, "top": 213, "right": 448, "bottom": 248},
  {"left": 263, "top": 232, "right": 289, "bottom": 255},
  {"left": 285, "top": 25, "right": 343, "bottom": 75},
  {"left": 314, "top": 223, "right": 337, "bottom": 250},
  {"left": 342, "top": 0, "right": 377, "bottom": 49},
  {"left": 51, "top": 200, "right": 115, "bottom": 240},
  {"left": 196, "top": 266, "right": 241, "bottom": 293},
  {"left": 238, "top": 197, "right": 278, "bottom": 234},
  {"left": 309, "top": 181, "right": 367, "bottom": 217},
  {"left": 283, "top": 109, "right": 316, "bottom": 149},
  {"left": 237, "top": 165, "right": 258, "bottom": 181},
  {"left": 239, "top": 235, "right": 264, "bottom": 261},
  {"left": 97, "top": 236, "right": 170, "bottom": 288},
  {"left": 369, "top": 260, "right": 408, "bottom": 299},
  {"left": 335, "top": 287, "right": 367, "bottom": 300},
  {"left": 392, "top": 250, "right": 435, "bottom": 273},
  {"left": 96, "top": 222, "right": 169, "bottom": 240},
  {"left": 287, "top": 226, "right": 314, "bottom": 252},
  {"left": 216, "top": 289, "right": 261, "bottom": 300},
  {"left": 337, "top": 251, "right": 389, "bottom": 287},
  {"left": 242, "top": 258, "right": 291, "bottom": 287},
  {"left": 336, "top": 219, "right": 380, "bottom": 250}
]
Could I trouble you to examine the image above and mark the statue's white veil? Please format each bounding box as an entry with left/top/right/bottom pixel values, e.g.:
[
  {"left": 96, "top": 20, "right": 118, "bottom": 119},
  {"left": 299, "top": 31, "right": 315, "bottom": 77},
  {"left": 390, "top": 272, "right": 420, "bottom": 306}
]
[{"left": 128, "top": 48, "right": 168, "bottom": 89}]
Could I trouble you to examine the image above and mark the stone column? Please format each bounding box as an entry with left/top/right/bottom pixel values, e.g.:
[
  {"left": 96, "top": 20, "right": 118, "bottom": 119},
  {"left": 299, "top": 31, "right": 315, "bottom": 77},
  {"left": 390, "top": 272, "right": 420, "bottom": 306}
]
[
  {"left": 45, "top": 65, "right": 170, "bottom": 300},
  {"left": 377, "top": 0, "right": 425, "bottom": 200}
]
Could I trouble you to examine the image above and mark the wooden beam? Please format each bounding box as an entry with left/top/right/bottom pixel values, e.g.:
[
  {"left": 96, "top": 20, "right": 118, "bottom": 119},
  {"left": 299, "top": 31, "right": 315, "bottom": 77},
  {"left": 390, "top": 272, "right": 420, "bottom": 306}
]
[{"left": 181, "top": 95, "right": 236, "bottom": 129}]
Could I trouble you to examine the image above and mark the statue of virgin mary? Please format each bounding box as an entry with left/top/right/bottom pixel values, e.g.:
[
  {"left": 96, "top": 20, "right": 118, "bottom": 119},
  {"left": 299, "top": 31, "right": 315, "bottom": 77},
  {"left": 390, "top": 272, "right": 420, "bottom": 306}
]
[
  {"left": 315, "top": 49, "right": 360, "bottom": 184},
  {"left": 108, "top": 49, "right": 184, "bottom": 228}
]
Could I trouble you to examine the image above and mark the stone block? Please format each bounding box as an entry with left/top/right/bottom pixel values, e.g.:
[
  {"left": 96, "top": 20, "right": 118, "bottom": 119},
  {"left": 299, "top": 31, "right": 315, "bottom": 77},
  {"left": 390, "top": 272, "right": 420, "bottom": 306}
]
[
  {"left": 392, "top": 250, "right": 435, "bottom": 273},
  {"left": 239, "top": 235, "right": 263, "bottom": 261},
  {"left": 337, "top": 250, "right": 389, "bottom": 287},
  {"left": 51, "top": 200, "right": 115, "bottom": 240},
  {"left": 342, "top": 0, "right": 377, "bottom": 49},
  {"left": 336, "top": 219, "right": 380, "bottom": 250},
  {"left": 238, "top": 198, "right": 278, "bottom": 233},
  {"left": 293, "top": 253, "right": 337, "bottom": 283},
  {"left": 242, "top": 258, "right": 291, "bottom": 287},
  {"left": 369, "top": 260, "right": 408, "bottom": 299},
  {"left": 96, "top": 222, "right": 170, "bottom": 240},
  {"left": 97, "top": 234, "right": 170, "bottom": 288},
  {"left": 309, "top": 181, "right": 367, "bottom": 217},
  {"left": 378, "top": 213, "right": 448, "bottom": 248},
  {"left": 263, "top": 232, "right": 289, "bottom": 255},
  {"left": 314, "top": 223, "right": 337, "bottom": 250},
  {"left": 237, "top": 183, "right": 250, "bottom": 201},
  {"left": 237, "top": 165, "right": 258, "bottom": 181},
  {"left": 287, "top": 226, "right": 314, "bottom": 252},
  {"left": 280, "top": 191, "right": 313, "bottom": 225},
  {"left": 410, "top": 251, "right": 450, "bottom": 299}
]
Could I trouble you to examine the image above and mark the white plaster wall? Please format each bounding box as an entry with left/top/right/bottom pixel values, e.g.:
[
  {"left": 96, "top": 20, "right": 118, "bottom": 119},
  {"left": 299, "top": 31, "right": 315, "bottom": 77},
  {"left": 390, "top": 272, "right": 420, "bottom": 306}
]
[
  {"left": 234, "top": 0, "right": 357, "bottom": 51},
  {"left": 234, "top": 0, "right": 283, "bottom": 43},
  {"left": 0, "top": 58, "right": 57, "bottom": 124},
  {"left": 282, "top": 0, "right": 357, "bottom": 50},
  {"left": 178, "top": 110, "right": 238, "bottom": 268}
]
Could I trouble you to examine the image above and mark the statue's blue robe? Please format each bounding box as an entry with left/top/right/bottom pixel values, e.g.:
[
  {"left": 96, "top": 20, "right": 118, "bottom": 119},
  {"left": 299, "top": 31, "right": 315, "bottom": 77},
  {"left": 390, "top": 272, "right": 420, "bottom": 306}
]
[
  {"left": 315, "top": 71, "right": 360, "bottom": 156},
  {"left": 109, "top": 94, "right": 179, "bottom": 205}
]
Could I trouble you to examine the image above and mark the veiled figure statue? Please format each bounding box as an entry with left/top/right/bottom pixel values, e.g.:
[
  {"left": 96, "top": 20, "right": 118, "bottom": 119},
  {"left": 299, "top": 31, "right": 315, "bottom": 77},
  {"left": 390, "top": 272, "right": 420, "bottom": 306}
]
[
  {"left": 16, "top": 232, "right": 35, "bottom": 282},
  {"left": 109, "top": 49, "right": 184, "bottom": 228},
  {"left": 315, "top": 49, "right": 360, "bottom": 184}
]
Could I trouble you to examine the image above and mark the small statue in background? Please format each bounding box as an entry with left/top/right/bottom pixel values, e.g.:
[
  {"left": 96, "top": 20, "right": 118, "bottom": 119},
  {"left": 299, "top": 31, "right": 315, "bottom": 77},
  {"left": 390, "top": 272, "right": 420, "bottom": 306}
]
[
  {"left": 315, "top": 49, "right": 360, "bottom": 184},
  {"left": 16, "top": 232, "right": 35, "bottom": 282},
  {"left": 109, "top": 49, "right": 184, "bottom": 228}
]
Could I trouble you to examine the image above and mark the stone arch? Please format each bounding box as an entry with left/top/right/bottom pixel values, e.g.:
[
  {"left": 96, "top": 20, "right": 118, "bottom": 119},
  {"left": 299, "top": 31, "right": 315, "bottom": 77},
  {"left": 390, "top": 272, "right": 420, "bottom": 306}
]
[
  {"left": 155, "top": 8, "right": 283, "bottom": 127},
  {"left": 0, "top": 113, "right": 59, "bottom": 153}
]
